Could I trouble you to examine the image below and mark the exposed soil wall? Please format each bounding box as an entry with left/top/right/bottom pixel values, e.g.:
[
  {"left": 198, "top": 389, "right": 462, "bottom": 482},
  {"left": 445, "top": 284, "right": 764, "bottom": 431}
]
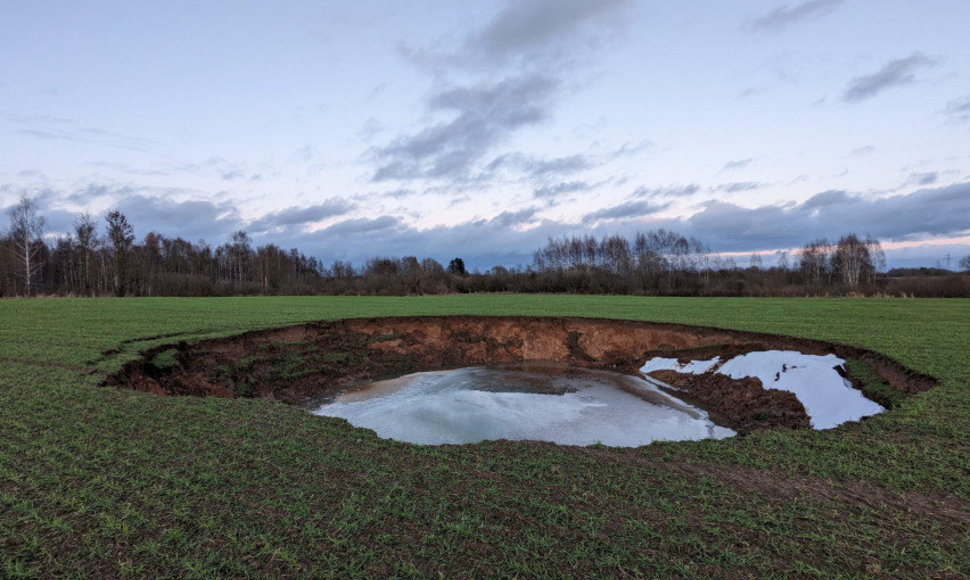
[{"left": 107, "top": 316, "right": 936, "bottom": 434}]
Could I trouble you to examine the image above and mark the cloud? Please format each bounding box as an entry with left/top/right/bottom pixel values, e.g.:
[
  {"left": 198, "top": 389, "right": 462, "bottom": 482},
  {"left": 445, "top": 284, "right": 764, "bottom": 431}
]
[
  {"left": 467, "top": 0, "right": 634, "bottom": 66},
  {"left": 843, "top": 52, "right": 936, "bottom": 103},
  {"left": 944, "top": 96, "right": 970, "bottom": 122},
  {"left": 715, "top": 182, "right": 764, "bottom": 193},
  {"left": 850, "top": 146, "right": 876, "bottom": 157},
  {"left": 9, "top": 114, "right": 160, "bottom": 153},
  {"left": 633, "top": 184, "right": 700, "bottom": 199},
  {"left": 16, "top": 181, "right": 968, "bottom": 272},
  {"left": 98, "top": 195, "right": 243, "bottom": 243},
  {"left": 534, "top": 181, "right": 591, "bottom": 199},
  {"left": 373, "top": 0, "right": 635, "bottom": 184},
  {"left": 247, "top": 198, "right": 355, "bottom": 233},
  {"left": 909, "top": 172, "right": 938, "bottom": 186},
  {"left": 488, "top": 152, "right": 593, "bottom": 179},
  {"left": 747, "top": 0, "right": 843, "bottom": 32},
  {"left": 721, "top": 158, "right": 753, "bottom": 171},
  {"left": 583, "top": 200, "right": 670, "bottom": 223},
  {"left": 477, "top": 207, "right": 539, "bottom": 228},
  {"left": 322, "top": 216, "right": 402, "bottom": 237},
  {"left": 669, "top": 182, "right": 970, "bottom": 252},
  {"left": 372, "top": 74, "right": 559, "bottom": 181}
]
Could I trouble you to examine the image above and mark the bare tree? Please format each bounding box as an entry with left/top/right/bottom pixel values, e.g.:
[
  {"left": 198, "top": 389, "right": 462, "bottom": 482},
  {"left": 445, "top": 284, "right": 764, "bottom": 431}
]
[
  {"left": 74, "top": 213, "right": 99, "bottom": 296},
  {"left": 228, "top": 230, "right": 252, "bottom": 286},
  {"left": 7, "top": 195, "right": 45, "bottom": 295},
  {"left": 960, "top": 255, "right": 970, "bottom": 271},
  {"left": 831, "top": 234, "right": 882, "bottom": 288},
  {"left": 799, "top": 239, "right": 831, "bottom": 287},
  {"left": 106, "top": 210, "right": 135, "bottom": 296},
  {"left": 749, "top": 253, "right": 763, "bottom": 271}
]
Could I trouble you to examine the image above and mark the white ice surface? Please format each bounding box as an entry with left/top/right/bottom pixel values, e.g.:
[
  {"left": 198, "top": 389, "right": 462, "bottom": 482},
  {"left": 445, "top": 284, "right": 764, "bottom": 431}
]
[
  {"left": 639, "top": 356, "right": 721, "bottom": 375},
  {"left": 640, "top": 350, "right": 884, "bottom": 429},
  {"left": 312, "top": 367, "right": 735, "bottom": 446}
]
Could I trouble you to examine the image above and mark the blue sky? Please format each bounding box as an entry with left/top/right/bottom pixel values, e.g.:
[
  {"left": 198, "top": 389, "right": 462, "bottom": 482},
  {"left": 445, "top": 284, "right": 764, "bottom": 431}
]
[{"left": 2, "top": 0, "right": 969, "bottom": 269}]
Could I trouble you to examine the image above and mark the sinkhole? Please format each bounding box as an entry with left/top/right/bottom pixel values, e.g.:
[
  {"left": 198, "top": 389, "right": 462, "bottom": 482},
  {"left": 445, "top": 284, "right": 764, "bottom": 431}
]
[{"left": 109, "top": 316, "right": 936, "bottom": 446}]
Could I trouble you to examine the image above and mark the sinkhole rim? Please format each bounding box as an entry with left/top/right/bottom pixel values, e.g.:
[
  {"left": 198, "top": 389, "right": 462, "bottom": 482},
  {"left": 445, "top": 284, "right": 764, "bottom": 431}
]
[{"left": 105, "top": 315, "right": 938, "bottom": 442}]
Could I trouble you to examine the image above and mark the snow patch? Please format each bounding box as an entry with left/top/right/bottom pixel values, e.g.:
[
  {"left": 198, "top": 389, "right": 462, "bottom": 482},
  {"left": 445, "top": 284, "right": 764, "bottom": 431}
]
[
  {"left": 640, "top": 350, "right": 884, "bottom": 429},
  {"left": 640, "top": 356, "right": 721, "bottom": 375}
]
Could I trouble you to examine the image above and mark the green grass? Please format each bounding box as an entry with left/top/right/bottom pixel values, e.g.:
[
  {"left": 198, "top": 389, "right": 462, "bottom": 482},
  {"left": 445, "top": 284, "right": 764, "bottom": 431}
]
[{"left": 1, "top": 295, "right": 969, "bottom": 578}]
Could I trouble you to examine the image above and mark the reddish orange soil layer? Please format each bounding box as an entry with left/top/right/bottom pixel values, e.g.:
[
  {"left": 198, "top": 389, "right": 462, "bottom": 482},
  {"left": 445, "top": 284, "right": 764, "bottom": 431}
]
[{"left": 107, "top": 316, "right": 935, "bottom": 434}]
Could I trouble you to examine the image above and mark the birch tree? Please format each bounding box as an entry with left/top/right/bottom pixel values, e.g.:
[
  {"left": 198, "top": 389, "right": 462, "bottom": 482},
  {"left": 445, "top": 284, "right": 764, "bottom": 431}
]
[{"left": 7, "top": 195, "right": 45, "bottom": 295}]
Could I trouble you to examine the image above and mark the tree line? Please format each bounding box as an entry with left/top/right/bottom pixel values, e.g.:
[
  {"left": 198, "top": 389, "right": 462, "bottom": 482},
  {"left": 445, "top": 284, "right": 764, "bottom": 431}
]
[{"left": 3, "top": 195, "right": 969, "bottom": 298}]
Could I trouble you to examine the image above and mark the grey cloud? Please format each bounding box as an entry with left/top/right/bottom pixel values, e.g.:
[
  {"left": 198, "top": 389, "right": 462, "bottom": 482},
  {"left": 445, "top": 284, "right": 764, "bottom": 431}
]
[
  {"left": 843, "top": 53, "right": 936, "bottom": 103},
  {"left": 609, "top": 140, "right": 653, "bottom": 158},
  {"left": 469, "top": 0, "right": 634, "bottom": 65},
  {"left": 534, "top": 181, "right": 590, "bottom": 198},
  {"left": 372, "top": 74, "right": 559, "bottom": 181},
  {"left": 633, "top": 184, "right": 701, "bottom": 199},
  {"left": 721, "top": 158, "right": 753, "bottom": 171},
  {"left": 945, "top": 96, "right": 970, "bottom": 122},
  {"left": 910, "top": 172, "right": 938, "bottom": 186},
  {"left": 800, "top": 189, "right": 852, "bottom": 211},
  {"left": 715, "top": 182, "right": 763, "bottom": 193},
  {"left": 668, "top": 182, "right": 970, "bottom": 252},
  {"left": 66, "top": 183, "right": 141, "bottom": 205},
  {"left": 472, "top": 207, "right": 539, "bottom": 229},
  {"left": 375, "top": 0, "right": 634, "bottom": 185},
  {"left": 23, "top": 183, "right": 239, "bottom": 242},
  {"left": 114, "top": 195, "right": 242, "bottom": 242},
  {"left": 380, "top": 188, "right": 415, "bottom": 199},
  {"left": 133, "top": 183, "right": 970, "bottom": 271},
  {"left": 489, "top": 152, "right": 592, "bottom": 179},
  {"left": 322, "top": 216, "right": 401, "bottom": 237},
  {"left": 583, "top": 200, "right": 670, "bottom": 224},
  {"left": 748, "top": 0, "right": 843, "bottom": 32},
  {"left": 247, "top": 198, "right": 355, "bottom": 233}
]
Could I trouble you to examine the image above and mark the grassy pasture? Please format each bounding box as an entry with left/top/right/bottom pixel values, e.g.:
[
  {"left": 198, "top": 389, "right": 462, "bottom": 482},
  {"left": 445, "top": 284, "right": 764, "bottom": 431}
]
[{"left": 1, "top": 296, "right": 968, "bottom": 578}]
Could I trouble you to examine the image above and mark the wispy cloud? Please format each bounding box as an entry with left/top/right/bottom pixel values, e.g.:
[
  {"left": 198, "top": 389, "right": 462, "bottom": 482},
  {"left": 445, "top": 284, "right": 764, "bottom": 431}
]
[
  {"left": 372, "top": 0, "right": 635, "bottom": 184},
  {"left": 9, "top": 114, "right": 161, "bottom": 153},
  {"left": 247, "top": 199, "right": 356, "bottom": 233},
  {"left": 465, "top": 0, "right": 633, "bottom": 67},
  {"left": 582, "top": 200, "right": 669, "bottom": 224},
  {"left": 372, "top": 74, "right": 559, "bottom": 181},
  {"left": 534, "top": 181, "right": 591, "bottom": 199},
  {"left": 909, "top": 172, "right": 938, "bottom": 186},
  {"left": 747, "top": 0, "right": 843, "bottom": 32},
  {"left": 633, "top": 184, "right": 701, "bottom": 199},
  {"left": 843, "top": 52, "right": 936, "bottom": 103},
  {"left": 714, "top": 182, "right": 764, "bottom": 193},
  {"left": 944, "top": 96, "right": 970, "bottom": 122},
  {"left": 721, "top": 158, "right": 753, "bottom": 172}
]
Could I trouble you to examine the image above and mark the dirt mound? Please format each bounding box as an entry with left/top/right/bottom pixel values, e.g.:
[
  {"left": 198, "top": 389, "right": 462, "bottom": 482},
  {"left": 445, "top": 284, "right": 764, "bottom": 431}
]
[
  {"left": 106, "top": 316, "right": 936, "bottom": 434},
  {"left": 647, "top": 370, "right": 810, "bottom": 432}
]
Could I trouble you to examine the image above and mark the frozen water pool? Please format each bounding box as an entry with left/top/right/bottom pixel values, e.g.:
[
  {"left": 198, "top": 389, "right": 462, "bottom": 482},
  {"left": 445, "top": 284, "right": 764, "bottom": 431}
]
[{"left": 310, "top": 363, "right": 735, "bottom": 446}]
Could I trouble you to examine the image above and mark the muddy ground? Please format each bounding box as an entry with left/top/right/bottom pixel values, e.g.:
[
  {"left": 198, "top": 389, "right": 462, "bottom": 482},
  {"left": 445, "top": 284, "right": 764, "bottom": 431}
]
[{"left": 107, "top": 316, "right": 936, "bottom": 435}]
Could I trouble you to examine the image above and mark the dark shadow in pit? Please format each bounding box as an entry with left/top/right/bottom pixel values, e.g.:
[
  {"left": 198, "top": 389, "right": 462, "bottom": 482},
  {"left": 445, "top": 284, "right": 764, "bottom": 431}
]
[{"left": 104, "top": 316, "right": 937, "bottom": 435}]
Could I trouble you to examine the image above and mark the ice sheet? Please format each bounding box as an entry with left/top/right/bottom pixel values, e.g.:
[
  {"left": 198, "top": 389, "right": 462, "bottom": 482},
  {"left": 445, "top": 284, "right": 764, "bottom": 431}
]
[
  {"left": 639, "top": 356, "right": 721, "bottom": 375},
  {"left": 640, "top": 350, "right": 884, "bottom": 429},
  {"left": 312, "top": 367, "right": 735, "bottom": 446}
]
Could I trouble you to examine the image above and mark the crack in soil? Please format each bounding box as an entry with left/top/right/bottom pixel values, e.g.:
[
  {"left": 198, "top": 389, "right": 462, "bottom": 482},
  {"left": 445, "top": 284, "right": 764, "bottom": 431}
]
[{"left": 104, "top": 316, "right": 936, "bottom": 435}]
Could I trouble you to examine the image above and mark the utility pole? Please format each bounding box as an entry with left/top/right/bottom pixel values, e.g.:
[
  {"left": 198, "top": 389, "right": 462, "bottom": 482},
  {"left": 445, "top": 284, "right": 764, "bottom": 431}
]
[{"left": 944, "top": 253, "right": 952, "bottom": 270}]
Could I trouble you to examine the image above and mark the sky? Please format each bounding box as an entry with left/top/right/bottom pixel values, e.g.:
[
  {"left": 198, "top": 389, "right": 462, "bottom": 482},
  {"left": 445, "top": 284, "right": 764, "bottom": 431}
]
[{"left": 2, "top": 0, "right": 969, "bottom": 270}]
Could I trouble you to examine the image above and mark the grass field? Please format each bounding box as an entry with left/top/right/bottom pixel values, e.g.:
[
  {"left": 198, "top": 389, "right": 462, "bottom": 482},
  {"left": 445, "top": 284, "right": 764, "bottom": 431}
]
[{"left": 1, "top": 296, "right": 968, "bottom": 578}]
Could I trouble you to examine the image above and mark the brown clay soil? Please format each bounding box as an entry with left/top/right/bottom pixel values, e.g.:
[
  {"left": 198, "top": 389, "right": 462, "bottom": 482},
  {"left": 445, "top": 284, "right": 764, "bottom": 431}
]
[{"left": 107, "top": 316, "right": 936, "bottom": 435}]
